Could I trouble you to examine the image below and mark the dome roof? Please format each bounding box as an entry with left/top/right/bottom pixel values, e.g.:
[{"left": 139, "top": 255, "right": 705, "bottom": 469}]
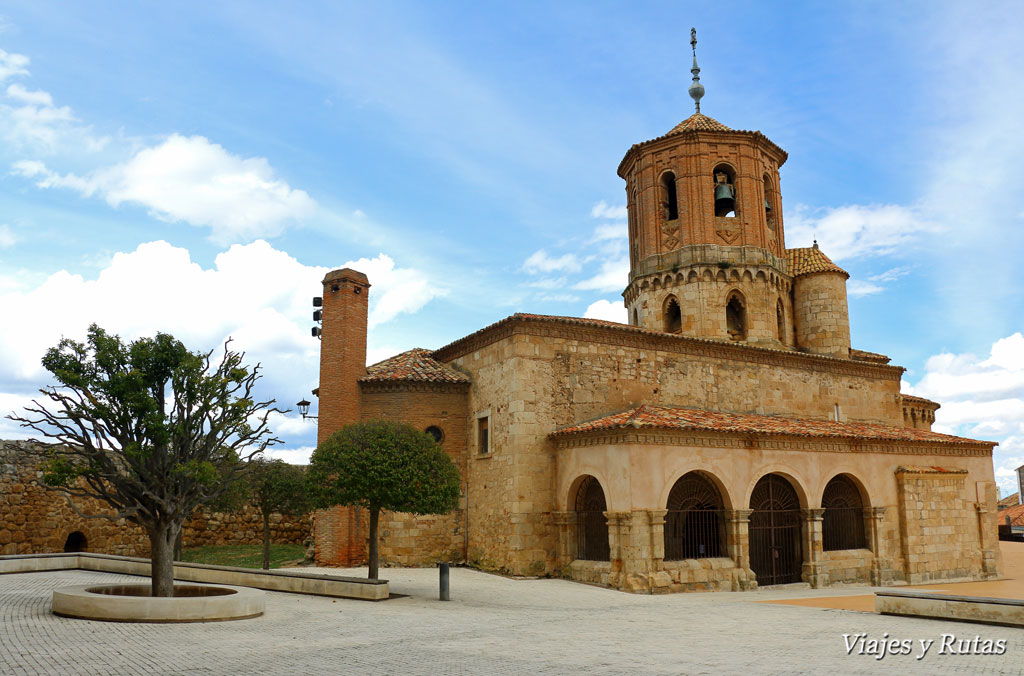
[
  {"left": 667, "top": 113, "right": 732, "bottom": 134},
  {"left": 786, "top": 245, "right": 849, "bottom": 278}
]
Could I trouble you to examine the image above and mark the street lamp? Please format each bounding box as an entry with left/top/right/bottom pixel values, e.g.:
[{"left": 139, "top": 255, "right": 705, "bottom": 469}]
[{"left": 296, "top": 399, "right": 317, "bottom": 420}]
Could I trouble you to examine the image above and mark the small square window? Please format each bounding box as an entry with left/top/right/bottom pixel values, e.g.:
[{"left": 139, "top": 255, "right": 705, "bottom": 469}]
[{"left": 478, "top": 417, "right": 489, "bottom": 455}]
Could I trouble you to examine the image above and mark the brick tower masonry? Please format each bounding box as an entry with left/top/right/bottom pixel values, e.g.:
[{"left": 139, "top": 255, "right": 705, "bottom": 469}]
[{"left": 314, "top": 267, "right": 371, "bottom": 566}]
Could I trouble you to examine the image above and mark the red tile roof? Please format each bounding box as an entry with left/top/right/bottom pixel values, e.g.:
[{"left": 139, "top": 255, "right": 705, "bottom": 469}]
[
  {"left": 550, "top": 404, "right": 993, "bottom": 446},
  {"left": 786, "top": 245, "right": 849, "bottom": 278},
  {"left": 850, "top": 348, "right": 891, "bottom": 364},
  {"left": 998, "top": 492, "right": 1020, "bottom": 509},
  {"left": 360, "top": 348, "right": 469, "bottom": 384},
  {"left": 999, "top": 503, "right": 1024, "bottom": 526},
  {"left": 667, "top": 113, "right": 732, "bottom": 134}
]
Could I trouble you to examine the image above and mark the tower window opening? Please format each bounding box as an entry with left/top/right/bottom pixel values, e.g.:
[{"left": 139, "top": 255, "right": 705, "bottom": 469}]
[
  {"left": 776, "top": 300, "right": 785, "bottom": 342},
  {"left": 726, "top": 292, "right": 746, "bottom": 341},
  {"left": 664, "top": 296, "right": 682, "bottom": 334},
  {"left": 632, "top": 308, "right": 639, "bottom": 326},
  {"left": 662, "top": 172, "right": 679, "bottom": 221},
  {"left": 713, "top": 165, "right": 736, "bottom": 218},
  {"left": 764, "top": 174, "right": 776, "bottom": 229}
]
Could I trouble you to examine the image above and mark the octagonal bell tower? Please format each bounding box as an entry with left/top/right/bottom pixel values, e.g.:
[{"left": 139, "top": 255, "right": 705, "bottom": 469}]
[{"left": 620, "top": 30, "right": 793, "bottom": 347}]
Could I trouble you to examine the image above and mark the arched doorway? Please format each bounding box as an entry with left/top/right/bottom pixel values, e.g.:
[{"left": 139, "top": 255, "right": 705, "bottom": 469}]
[
  {"left": 63, "top": 531, "right": 87, "bottom": 553},
  {"left": 574, "top": 476, "right": 610, "bottom": 561},
  {"left": 664, "top": 472, "right": 725, "bottom": 559},
  {"left": 822, "top": 475, "right": 867, "bottom": 551},
  {"left": 748, "top": 474, "right": 802, "bottom": 585}
]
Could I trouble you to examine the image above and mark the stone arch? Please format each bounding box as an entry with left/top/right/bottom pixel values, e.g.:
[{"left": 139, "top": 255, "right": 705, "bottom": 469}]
[
  {"left": 725, "top": 289, "right": 747, "bottom": 341},
  {"left": 748, "top": 472, "right": 805, "bottom": 585},
  {"left": 755, "top": 270, "right": 767, "bottom": 283},
  {"left": 64, "top": 531, "right": 87, "bottom": 553},
  {"left": 632, "top": 308, "right": 639, "bottom": 326},
  {"left": 664, "top": 471, "right": 727, "bottom": 560},
  {"left": 571, "top": 475, "right": 610, "bottom": 562},
  {"left": 716, "top": 269, "right": 727, "bottom": 282},
  {"left": 687, "top": 270, "right": 699, "bottom": 283},
  {"left": 663, "top": 295, "right": 682, "bottom": 333},
  {"left": 703, "top": 269, "right": 714, "bottom": 282},
  {"left": 652, "top": 277, "right": 662, "bottom": 290},
  {"left": 821, "top": 473, "right": 869, "bottom": 551},
  {"left": 776, "top": 298, "right": 786, "bottom": 342},
  {"left": 742, "top": 467, "right": 810, "bottom": 509}
]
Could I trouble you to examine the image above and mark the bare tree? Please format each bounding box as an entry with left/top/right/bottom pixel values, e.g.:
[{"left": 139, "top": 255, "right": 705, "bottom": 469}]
[{"left": 7, "top": 324, "right": 282, "bottom": 597}]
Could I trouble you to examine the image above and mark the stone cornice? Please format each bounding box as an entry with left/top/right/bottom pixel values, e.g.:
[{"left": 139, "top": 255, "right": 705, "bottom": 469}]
[
  {"left": 358, "top": 381, "right": 470, "bottom": 394},
  {"left": 432, "top": 314, "right": 904, "bottom": 381},
  {"left": 551, "top": 428, "right": 994, "bottom": 457}
]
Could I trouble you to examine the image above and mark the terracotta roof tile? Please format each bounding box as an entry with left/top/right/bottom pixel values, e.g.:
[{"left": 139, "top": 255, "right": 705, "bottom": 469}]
[
  {"left": 786, "top": 246, "right": 849, "bottom": 278},
  {"left": 550, "top": 404, "right": 993, "bottom": 446},
  {"left": 850, "top": 348, "right": 891, "bottom": 364},
  {"left": 998, "top": 503, "right": 1024, "bottom": 526},
  {"left": 998, "top": 492, "right": 1020, "bottom": 509},
  {"left": 667, "top": 113, "right": 732, "bottom": 134},
  {"left": 360, "top": 348, "right": 469, "bottom": 384}
]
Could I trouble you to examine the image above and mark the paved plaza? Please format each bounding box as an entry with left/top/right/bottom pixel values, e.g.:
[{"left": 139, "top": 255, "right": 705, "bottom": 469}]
[{"left": 0, "top": 564, "right": 1021, "bottom": 676}]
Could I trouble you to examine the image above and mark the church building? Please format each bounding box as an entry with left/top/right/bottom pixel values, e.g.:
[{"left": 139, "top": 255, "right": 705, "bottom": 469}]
[{"left": 310, "top": 36, "right": 1001, "bottom": 592}]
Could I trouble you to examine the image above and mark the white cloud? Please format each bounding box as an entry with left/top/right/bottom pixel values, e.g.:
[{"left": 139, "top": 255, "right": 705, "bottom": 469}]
[
  {"left": 263, "top": 446, "right": 315, "bottom": 465},
  {"left": 785, "top": 204, "right": 940, "bottom": 261},
  {"left": 907, "top": 333, "right": 1024, "bottom": 496},
  {"left": 0, "top": 241, "right": 441, "bottom": 404},
  {"left": 15, "top": 135, "right": 316, "bottom": 244},
  {"left": 573, "top": 256, "right": 629, "bottom": 292},
  {"left": 847, "top": 280, "right": 883, "bottom": 297},
  {"left": 870, "top": 266, "right": 912, "bottom": 283},
  {"left": 0, "top": 224, "right": 14, "bottom": 248},
  {"left": 593, "top": 223, "right": 626, "bottom": 242},
  {"left": 522, "top": 250, "right": 581, "bottom": 275},
  {"left": 0, "top": 49, "right": 28, "bottom": 82},
  {"left": 6, "top": 83, "right": 52, "bottom": 106},
  {"left": 583, "top": 299, "right": 627, "bottom": 324},
  {"left": 590, "top": 201, "right": 627, "bottom": 220}
]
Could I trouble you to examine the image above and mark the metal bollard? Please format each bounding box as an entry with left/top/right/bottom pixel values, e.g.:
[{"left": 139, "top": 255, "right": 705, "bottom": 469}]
[{"left": 439, "top": 562, "right": 450, "bottom": 601}]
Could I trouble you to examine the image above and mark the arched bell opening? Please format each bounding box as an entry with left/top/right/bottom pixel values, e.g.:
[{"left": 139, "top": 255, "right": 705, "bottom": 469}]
[
  {"left": 664, "top": 296, "right": 682, "bottom": 334},
  {"left": 664, "top": 472, "right": 726, "bottom": 560},
  {"left": 748, "top": 474, "right": 804, "bottom": 585},
  {"left": 64, "top": 531, "right": 87, "bottom": 553},
  {"left": 763, "top": 174, "right": 776, "bottom": 230},
  {"left": 776, "top": 299, "right": 786, "bottom": 342},
  {"left": 661, "top": 171, "right": 679, "bottom": 221},
  {"left": 573, "top": 476, "right": 610, "bottom": 561},
  {"left": 822, "top": 474, "right": 869, "bottom": 551},
  {"left": 713, "top": 164, "right": 737, "bottom": 218},
  {"left": 726, "top": 291, "right": 746, "bottom": 341}
]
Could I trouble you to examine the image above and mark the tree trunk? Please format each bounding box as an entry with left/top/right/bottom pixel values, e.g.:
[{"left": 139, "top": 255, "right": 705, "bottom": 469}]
[
  {"left": 367, "top": 507, "right": 379, "bottom": 580},
  {"left": 149, "top": 523, "right": 179, "bottom": 597},
  {"left": 173, "top": 529, "right": 183, "bottom": 561},
  {"left": 262, "top": 512, "right": 271, "bottom": 570}
]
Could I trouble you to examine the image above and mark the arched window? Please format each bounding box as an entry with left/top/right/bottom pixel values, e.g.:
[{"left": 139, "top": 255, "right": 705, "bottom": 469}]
[
  {"left": 664, "top": 472, "right": 725, "bottom": 560},
  {"left": 776, "top": 300, "right": 785, "bottom": 342},
  {"left": 574, "top": 476, "right": 610, "bottom": 561},
  {"left": 425, "top": 426, "right": 444, "bottom": 443},
  {"left": 664, "top": 296, "right": 682, "bottom": 334},
  {"left": 763, "top": 174, "right": 776, "bottom": 229},
  {"left": 632, "top": 308, "right": 639, "bottom": 326},
  {"left": 64, "top": 531, "right": 87, "bottom": 553},
  {"left": 822, "top": 475, "right": 867, "bottom": 551},
  {"left": 713, "top": 164, "right": 737, "bottom": 218},
  {"left": 726, "top": 292, "right": 746, "bottom": 341},
  {"left": 661, "top": 171, "right": 678, "bottom": 221}
]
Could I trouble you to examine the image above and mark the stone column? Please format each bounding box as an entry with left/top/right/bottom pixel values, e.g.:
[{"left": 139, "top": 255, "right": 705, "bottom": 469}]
[
  {"left": 866, "top": 507, "right": 893, "bottom": 585},
  {"left": 552, "top": 511, "right": 575, "bottom": 573},
  {"left": 604, "top": 511, "right": 626, "bottom": 589},
  {"left": 801, "top": 508, "right": 827, "bottom": 588},
  {"left": 726, "top": 509, "right": 755, "bottom": 590},
  {"left": 975, "top": 502, "right": 1000, "bottom": 578}
]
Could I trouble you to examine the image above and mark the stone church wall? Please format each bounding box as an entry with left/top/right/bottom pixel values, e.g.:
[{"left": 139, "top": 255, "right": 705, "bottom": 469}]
[{"left": 0, "top": 441, "right": 310, "bottom": 557}]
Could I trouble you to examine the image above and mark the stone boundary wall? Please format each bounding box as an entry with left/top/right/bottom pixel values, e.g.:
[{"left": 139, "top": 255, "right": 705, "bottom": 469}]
[{"left": 0, "top": 441, "right": 310, "bottom": 556}]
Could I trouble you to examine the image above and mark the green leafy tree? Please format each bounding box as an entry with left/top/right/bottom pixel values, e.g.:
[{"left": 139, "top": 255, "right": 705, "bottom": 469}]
[
  {"left": 245, "top": 457, "right": 310, "bottom": 569},
  {"left": 7, "top": 325, "right": 282, "bottom": 597},
  {"left": 308, "top": 420, "right": 461, "bottom": 579}
]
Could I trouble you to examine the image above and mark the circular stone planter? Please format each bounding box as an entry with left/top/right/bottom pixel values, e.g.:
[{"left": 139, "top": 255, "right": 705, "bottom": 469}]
[{"left": 51, "top": 584, "right": 265, "bottom": 623}]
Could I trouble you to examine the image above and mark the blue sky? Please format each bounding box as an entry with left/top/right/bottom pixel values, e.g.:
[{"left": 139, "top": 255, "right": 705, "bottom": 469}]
[{"left": 1, "top": 2, "right": 1022, "bottom": 495}]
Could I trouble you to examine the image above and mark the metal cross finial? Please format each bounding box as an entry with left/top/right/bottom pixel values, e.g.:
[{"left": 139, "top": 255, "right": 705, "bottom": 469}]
[{"left": 688, "top": 27, "right": 705, "bottom": 114}]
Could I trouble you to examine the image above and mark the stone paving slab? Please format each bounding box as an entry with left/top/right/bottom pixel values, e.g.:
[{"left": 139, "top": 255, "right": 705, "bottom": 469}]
[{"left": 1, "top": 567, "right": 1021, "bottom": 675}]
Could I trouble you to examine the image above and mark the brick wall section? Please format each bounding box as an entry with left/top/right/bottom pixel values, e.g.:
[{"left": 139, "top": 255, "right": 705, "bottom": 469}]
[
  {"left": 793, "top": 272, "right": 851, "bottom": 358},
  {"left": 0, "top": 441, "right": 310, "bottom": 556}
]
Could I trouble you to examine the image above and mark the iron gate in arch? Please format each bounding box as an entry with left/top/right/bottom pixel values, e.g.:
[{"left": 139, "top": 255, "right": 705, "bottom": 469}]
[
  {"left": 575, "top": 476, "right": 610, "bottom": 561},
  {"left": 748, "top": 474, "right": 803, "bottom": 585}
]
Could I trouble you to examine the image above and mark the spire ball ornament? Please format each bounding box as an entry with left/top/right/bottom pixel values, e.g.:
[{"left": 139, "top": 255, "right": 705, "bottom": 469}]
[{"left": 688, "top": 27, "right": 705, "bottom": 113}]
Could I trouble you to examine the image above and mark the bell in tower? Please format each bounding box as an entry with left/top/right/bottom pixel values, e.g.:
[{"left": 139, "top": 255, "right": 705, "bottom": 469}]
[{"left": 714, "top": 171, "right": 736, "bottom": 217}]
